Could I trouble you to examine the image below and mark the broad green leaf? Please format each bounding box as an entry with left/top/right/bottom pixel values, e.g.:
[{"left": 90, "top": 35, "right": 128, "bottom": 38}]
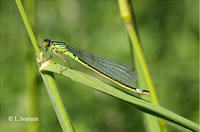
[{"left": 40, "top": 61, "right": 199, "bottom": 132}]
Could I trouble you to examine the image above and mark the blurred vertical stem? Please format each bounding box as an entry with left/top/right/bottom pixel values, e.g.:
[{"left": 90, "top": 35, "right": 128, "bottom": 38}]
[
  {"left": 118, "top": 0, "right": 168, "bottom": 132},
  {"left": 24, "top": 1, "right": 39, "bottom": 132},
  {"left": 15, "top": 0, "right": 74, "bottom": 131}
]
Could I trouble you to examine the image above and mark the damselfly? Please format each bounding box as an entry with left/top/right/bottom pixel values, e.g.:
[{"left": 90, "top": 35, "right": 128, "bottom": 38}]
[{"left": 40, "top": 38, "right": 150, "bottom": 95}]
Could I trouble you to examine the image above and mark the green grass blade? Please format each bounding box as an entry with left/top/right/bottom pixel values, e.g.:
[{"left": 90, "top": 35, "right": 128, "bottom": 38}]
[
  {"left": 40, "top": 71, "right": 75, "bottom": 132},
  {"left": 118, "top": 0, "right": 164, "bottom": 131},
  {"left": 40, "top": 61, "right": 199, "bottom": 132},
  {"left": 15, "top": 0, "right": 40, "bottom": 58},
  {"left": 15, "top": 1, "right": 75, "bottom": 131},
  {"left": 135, "top": 56, "right": 162, "bottom": 132}
]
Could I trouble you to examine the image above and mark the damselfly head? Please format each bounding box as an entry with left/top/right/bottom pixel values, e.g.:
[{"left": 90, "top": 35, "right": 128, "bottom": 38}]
[{"left": 43, "top": 38, "right": 51, "bottom": 47}]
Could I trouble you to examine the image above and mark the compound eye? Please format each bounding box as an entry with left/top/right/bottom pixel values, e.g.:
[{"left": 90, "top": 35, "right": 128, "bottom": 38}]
[
  {"left": 44, "top": 38, "right": 50, "bottom": 42},
  {"left": 43, "top": 38, "right": 51, "bottom": 46}
]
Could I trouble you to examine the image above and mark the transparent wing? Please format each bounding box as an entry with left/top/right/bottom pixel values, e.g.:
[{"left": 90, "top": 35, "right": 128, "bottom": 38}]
[{"left": 67, "top": 45, "right": 138, "bottom": 84}]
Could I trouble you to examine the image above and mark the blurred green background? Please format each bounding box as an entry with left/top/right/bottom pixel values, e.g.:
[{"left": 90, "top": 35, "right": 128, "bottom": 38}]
[{"left": 1, "top": 1, "right": 199, "bottom": 132}]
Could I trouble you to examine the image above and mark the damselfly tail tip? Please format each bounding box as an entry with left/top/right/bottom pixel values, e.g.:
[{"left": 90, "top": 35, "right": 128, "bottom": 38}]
[{"left": 142, "top": 90, "right": 150, "bottom": 96}]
